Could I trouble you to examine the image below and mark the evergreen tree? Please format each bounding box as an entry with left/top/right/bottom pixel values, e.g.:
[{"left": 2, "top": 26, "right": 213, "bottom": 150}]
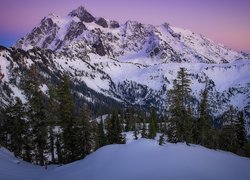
[
  {"left": 177, "top": 68, "right": 191, "bottom": 110},
  {"left": 95, "top": 115, "right": 106, "bottom": 150},
  {"left": 75, "top": 105, "right": 93, "bottom": 159},
  {"left": 47, "top": 85, "right": 58, "bottom": 163},
  {"left": 57, "top": 74, "right": 77, "bottom": 163},
  {"left": 167, "top": 79, "right": 180, "bottom": 143},
  {"left": 23, "top": 65, "right": 48, "bottom": 165},
  {"left": 236, "top": 111, "right": 247, "bottom": 149},
  {"left": 184, "top": 103, "right": 194, "bottom": 146},
  {"left": 106, "top": 111, "right": 125, "bottom": 144},
  {"left": 4, "top": 97, "right": 26, "bottom": 157},
  {"left": 159, "top": 134, "right": 165, "bottom": 146},
  {"left": 0, "top": 108, "right": 5, "bottom": 147},
  {"left": 141, "top": 119, "right": 147, "bottom": 138},
  {"left": 168, "top": 67, "right": 193, "bottom": 144},
  {"left": 167, "top": 118, "right": 178, "bottom": 143},
  {"left": 133, "top": 122, "right": 138, "bottom": 140},
  {"left": 197, "top": 86, "right": 212, "bottom": 147},
  {"left": 148, "top": 109, "right": 157, "bottom": 139},
  {"left": 219, "top": 106, "right": 239, "bottom": 152},
  {"left": 124, "top": 108, "right": 135, "bottom": 132}
]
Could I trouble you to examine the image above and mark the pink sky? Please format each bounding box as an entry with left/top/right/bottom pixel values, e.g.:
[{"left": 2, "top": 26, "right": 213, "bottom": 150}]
[{"left": 0, "top": 0, "right": 249, "bottom": 52}]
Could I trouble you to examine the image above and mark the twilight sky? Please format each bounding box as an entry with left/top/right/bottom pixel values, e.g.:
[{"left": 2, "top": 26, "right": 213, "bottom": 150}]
[{"left": 0, "top": 0, "right": 250, "bottom": 52}]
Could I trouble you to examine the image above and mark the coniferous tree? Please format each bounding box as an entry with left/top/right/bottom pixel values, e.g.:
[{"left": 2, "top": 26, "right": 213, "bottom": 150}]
[
  {"left": 124, "top": 108, "right": 135, "bottom": 132},
  {"left": 133, "top": 122, "right": 139, "bottom": 140},
  {"left": 4, "top": 97, "right": 26, "bottom": 157},
  {"left": 57, "top": 75, "right": 77, "bottom": 163},
  {"left": 168, "top": 78, "right": 182, "bottom": 143},
  {"left": 177, "top": 68, "right": 192, "bottom": 144},
  {"left": 23, "top": 65, "right": 48, "bottom": 165},
  {"left": 184, "top": 103, "right": 194, "bottom": 146},
  {"left": 168, "top": 68, "right": 193, "bottom": 144},
  {"left": 75, "top": 105, "right": 93, "bottom": 159},
  {"left": 95, "top": 115, "right": 106, "bottom": 150},
  {"left": 0, "top": 108, "right": 5, "bottom": 147},
  {"left": 47, "top": 85, "right": 58, "bottom": 163},
  {"left": 236, "top": 111, "right": 247, "bottom": 149},
  {"left": 141, "top": 119, "right": 147, "bottom": 138},
  {"left": 106, "top": 111, "right": 125, "bottom": 144},
  {"left": 159, "top": 134, "right": 165, "bottom": 145},
  {"left": 219, "top": 106, "right": 239, "bottom": 152},
  {"left": 148, "top": 109, "right": 157, "bottom": 139},
  {"left": 197, "top": 85, "right": 212, "bottom": 147}
]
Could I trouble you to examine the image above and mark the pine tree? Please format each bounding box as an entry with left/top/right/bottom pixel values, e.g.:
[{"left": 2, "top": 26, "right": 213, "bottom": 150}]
[
  {"left": 186, "top": 103, "right": 194, "bottom": 145},
  {"left": 95, "top": 115, "right": 106, "bottom": 150},
  {"left": 29, "top": 85, "right": 48, "bottom": 166},
  {"left": 23, "top": 65, "right": 48, "bottom": 165},
  {"left": 47, "top": 85, "right": 58, "bottom": 163},
  {"left": 141, "top": 119, "right": 147, "bottom": 138},
  {"left": 106, "top": 111, "right": 125, "bottom": 144},
  {"left": 159, "top": 134, "right": 165, "bottom": 145},
  {"left": 168, "top": 67, "right": 193, "bottom": 144},
  {"left": 148, "top": 109, "right": 157, "bottom": 139},
  {"left": 0, "top": 108, "right": 6, "bottom": 147},
  {"left": 124, "top": 108, "right": 135, "bottom": 132},
  {"left": 133, "top": 122, "right": 138, "bottom": 140},
  {"left": 75, "top": 105, "right": 93, "bottom": 159},
  {"left": 57, "top": 74, "right": 77, "bottom": 163},
  {"left": 197, "top": 85, "right": 212, "bottom": 147},
  {"left": 177, "top": 68, "right": 191, "bottom": 111},
  {"left": 236, "top": 111, "right": 247, "bottom": 148},
  {"left": 167, "top": 79, "right": 181, "bottom": 143},
  {"left": 220, "top": 106, "right": 239, "bottom": 152},
  {"left": 4, "top": 97, "right": 26, "bottom": 157}
]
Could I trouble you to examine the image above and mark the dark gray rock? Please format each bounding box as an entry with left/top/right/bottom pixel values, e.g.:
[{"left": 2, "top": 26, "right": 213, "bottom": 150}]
[
  {"left": 92, "top": 39, "right": 106, "bottom": 56},
  {"left": 69, "top": 6, "right": 95, "bottom": 23},
  {"left": 95, "top": 17, "right": 108, "bottom": 28},
  {"left": 110, "top": 20, "right": 120, "bottom": 28},
  {"left": 64, "top": 21, "right": 87, "bottom": 41}
]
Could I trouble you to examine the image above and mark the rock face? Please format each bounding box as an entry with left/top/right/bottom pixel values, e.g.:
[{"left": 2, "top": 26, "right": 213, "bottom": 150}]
[
  {"left": 110, "top": 20, "right": 120, "bottom": 28},
  {"left": 69, "top": 6, "right": 95, "bottom": 23},
  {"left": 95, "top": 17, "right": 108, "bottom": 28}
]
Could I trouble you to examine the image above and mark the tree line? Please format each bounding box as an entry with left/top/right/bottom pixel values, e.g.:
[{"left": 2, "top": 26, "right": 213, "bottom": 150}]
[
  {"left": 0, "top": 65, "right": 249, "bottom": 167},
  {"left": 166, "top": 67, "right": 249, "bottom": 156},
  {"left": 0, "top": 64, "right": 126, "bottom": 165}
]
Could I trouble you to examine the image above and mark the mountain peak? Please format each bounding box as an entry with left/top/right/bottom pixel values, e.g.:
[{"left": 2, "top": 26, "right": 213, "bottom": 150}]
[{"left": 68, "top": 6, "right": 95, "bottom": 23}]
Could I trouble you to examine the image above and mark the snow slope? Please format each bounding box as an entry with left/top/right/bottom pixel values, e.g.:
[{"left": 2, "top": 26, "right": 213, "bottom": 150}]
[
  {"left": 0, "top": 148, "right": 46, "bottom": 180},
  {"left": 39, "top": 137, "right": 250, "bottom": 180},
  {"left": 1, "top": 135, "right": 250, "bottom": 180}
]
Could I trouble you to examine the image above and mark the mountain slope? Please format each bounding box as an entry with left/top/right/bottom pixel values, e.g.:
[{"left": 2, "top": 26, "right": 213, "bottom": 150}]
[
  {"left": 15, "top": 6, "right": 247, "bottom": 64},
  {"left": 1, "top": 6, "right": 250, "bottom": 132},
  {"left": 1, "top": 45, "right": 250, "bottom": 134}
]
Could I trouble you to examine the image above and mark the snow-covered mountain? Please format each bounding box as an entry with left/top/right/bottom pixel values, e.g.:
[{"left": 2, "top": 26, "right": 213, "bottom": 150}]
[
  {"left": 15, "top": 6, "right": 247, "bottom": 64},
  {"left": 1, "top": 134, "right": 250, "bottom": 180},
  {"left": 1, "top": 6, "right": 250, "bottom": 131}
]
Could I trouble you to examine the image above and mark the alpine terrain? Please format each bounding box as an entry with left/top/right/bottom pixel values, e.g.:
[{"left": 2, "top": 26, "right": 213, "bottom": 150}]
[{"left": 0, "top": 6, "right": 250, "bottom": 180}]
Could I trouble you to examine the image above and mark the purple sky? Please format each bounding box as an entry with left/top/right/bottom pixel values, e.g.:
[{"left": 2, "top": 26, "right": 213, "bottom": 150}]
[{"left": 0, "top": 0, "right": 250, "bottom": 52}]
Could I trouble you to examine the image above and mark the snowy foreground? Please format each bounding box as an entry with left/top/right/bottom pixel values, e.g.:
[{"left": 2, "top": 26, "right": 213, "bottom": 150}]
[{"left": 1, "top": 134, "right": 250, "bottom": 180}]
